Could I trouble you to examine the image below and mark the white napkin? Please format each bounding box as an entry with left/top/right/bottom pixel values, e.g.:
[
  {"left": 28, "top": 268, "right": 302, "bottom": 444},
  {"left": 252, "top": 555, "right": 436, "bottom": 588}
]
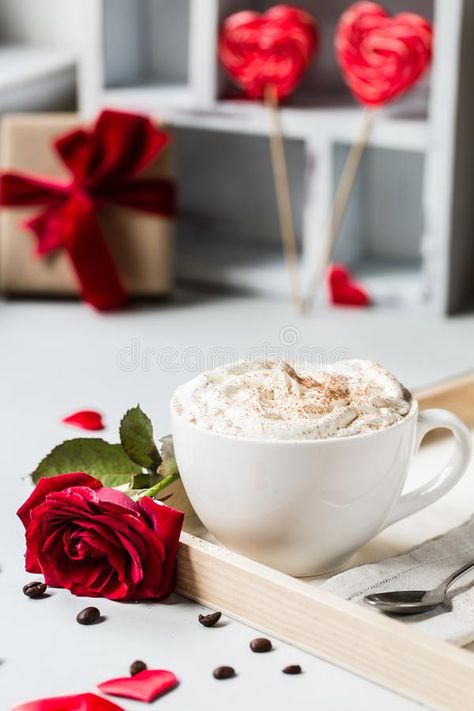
[{"left": 321, "top": 516, "right": 474, "bottom": 646}]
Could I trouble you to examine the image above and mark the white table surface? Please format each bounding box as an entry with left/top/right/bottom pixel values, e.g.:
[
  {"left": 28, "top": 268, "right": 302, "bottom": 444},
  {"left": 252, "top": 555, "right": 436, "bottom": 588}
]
[{"left": 3, "top": 293, "right": 474, "bottom": 710}]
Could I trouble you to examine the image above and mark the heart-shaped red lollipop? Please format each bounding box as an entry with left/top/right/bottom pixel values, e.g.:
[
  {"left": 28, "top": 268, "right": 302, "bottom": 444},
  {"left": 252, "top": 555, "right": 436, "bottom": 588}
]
[
  {"left": 219, "top": 4, "right": 318, "bottom": 100},
  {"left": 98, "top": 669, "right": 178, "bottom": 703},
  {"left": 335, "top": 1, "right": 433, "bottom": 107},
  {"left": 328, "top": 264, "right": 371, "bottom": 307}
]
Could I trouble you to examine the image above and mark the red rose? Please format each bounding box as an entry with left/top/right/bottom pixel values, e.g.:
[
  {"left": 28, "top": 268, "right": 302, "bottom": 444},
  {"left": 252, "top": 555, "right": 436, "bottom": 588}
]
[{"left": 17, "top": 472, "right": 184, "bottom": 601}]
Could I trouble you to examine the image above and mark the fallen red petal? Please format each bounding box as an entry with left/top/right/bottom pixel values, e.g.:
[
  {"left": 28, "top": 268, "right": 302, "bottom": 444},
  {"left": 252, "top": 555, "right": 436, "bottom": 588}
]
[
  {"left": 98, "top": 669, "right": 178, "bottom": 703},
  {"left": 61, "top": 410, "right": 105, "bottom": 431},
  {"left": 12, "top": 692, "right": 124, "bottom": 711}
]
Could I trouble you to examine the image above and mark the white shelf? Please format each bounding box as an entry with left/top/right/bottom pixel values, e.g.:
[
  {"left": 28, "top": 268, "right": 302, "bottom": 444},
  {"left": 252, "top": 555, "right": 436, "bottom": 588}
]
[
  {"left": 77, "top": 0, "right": 474, "bottom": 314},
  {"left": 165, "top": 101, "right": 427, "bottom": 152},
  {"left": 176, "top": 230, "right": 425, "bottom": 308},
  {"left": 104, "top": 84, "right": 195, "bottom": 112},
  {"left": 0, "top": 44, "right": 76, "bottom": 112},
  {"left": 357, "top": 260, "right": 425, "bottom": 308},
  {"left": 100, "top": 84, "right": 428, "bottom": 152},
  {"left": 176, "top": 234, "right": 295, "bottom": 297},
  {"left": 0, "top": 44, "right": 75, "bottom": 91}
]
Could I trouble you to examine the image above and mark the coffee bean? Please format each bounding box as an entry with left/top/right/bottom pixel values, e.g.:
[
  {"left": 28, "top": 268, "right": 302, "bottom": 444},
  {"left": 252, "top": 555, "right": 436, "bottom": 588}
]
[
  {"left": 249, "top": 637, "right": 272, "bottom": 653},
  {"left": 198, "top": 611, "right": 222, "bottom": 627},
  {"left": 22, "top": 581, "right": 47, "bottom": 598},
  {"left": 130, "top": 660, "right": 147, "bottom": 676},
  {"left": 76, "top": 606, "right": 101, "bottom": 625},
  {"left": 282, "top": 664, "right": 302, "bottom": 675},
  {"left": 213, "top": 666, "right": 235, "bottom": 680}
]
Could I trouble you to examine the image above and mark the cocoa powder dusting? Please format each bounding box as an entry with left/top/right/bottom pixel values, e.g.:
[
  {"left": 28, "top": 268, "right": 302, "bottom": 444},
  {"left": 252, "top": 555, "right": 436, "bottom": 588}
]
[{"left": 282, "top": 362, "right": 348, "bottom": 404}]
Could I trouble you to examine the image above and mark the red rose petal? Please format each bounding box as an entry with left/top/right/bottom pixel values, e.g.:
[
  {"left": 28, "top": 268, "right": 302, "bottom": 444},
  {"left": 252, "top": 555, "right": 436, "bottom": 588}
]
[
  {"left": 95, "top": 486, "right": 141, "bottom": 512},
  {"left": 17, "top": 473, "right": 103, "bottom": 529},
  {"left": 12, "top": 692, "right": 124, "bottom": 711},
  {"left": 17, "top": 472, "right": 103, "bottom": 576},
  {"left": 62, "top": 410, "right": 105, "bottom": 431},
  {"left": 140, "top": 498, "right": 185, "bottom": 599},
  {"left": 328, "top": 264, "right": 371, "bottom": 307},
  {"left": 98, "top": 669, "right": 178, "bottom": 703}
]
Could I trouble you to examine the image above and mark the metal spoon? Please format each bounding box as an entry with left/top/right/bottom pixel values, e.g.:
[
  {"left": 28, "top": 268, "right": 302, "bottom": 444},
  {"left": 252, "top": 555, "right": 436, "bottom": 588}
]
[{"left": 363, "top": 560, "right": 474, "bottom": 615}]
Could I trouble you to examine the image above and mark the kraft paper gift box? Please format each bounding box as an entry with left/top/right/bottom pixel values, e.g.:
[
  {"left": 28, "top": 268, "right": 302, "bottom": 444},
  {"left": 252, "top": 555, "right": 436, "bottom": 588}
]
[{"left": 0, "top": 113, "right": 175, "bottom": 300}]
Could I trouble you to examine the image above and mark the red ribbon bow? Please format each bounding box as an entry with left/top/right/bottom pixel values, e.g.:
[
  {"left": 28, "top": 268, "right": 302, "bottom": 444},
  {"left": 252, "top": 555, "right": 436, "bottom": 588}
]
[{"left": 0, "top": 109, "right": 176, "bottom": 310}]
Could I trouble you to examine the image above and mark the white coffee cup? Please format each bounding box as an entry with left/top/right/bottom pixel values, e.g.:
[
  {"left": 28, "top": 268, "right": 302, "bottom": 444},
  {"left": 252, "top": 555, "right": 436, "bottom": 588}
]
[{"left": 171, "top": 399, "right": 472, "bottom": 576}]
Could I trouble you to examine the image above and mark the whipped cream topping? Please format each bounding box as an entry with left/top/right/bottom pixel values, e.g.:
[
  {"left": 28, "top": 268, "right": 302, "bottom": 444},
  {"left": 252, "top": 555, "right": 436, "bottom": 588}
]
[{"left": 172, "top": 359, "right": 412, "bottom": 441}]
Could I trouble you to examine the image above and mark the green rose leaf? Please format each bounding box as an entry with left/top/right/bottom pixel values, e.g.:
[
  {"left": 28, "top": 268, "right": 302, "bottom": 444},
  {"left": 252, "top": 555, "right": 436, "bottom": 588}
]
[
  {"left": 119, "top": 405, "right": 162, "bottom": 472},
  {"left": 32, "top": 438, "right": 142, "bottom": 487},
  {"left": 130, "top": 471, "right": 152, "bottom": 490}
]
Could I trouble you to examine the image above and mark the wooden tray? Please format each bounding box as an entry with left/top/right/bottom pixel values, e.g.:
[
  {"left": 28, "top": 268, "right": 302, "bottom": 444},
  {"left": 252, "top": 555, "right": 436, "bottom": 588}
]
[{"left": 174, "top": 374, "right": 474, "bottom": 711}]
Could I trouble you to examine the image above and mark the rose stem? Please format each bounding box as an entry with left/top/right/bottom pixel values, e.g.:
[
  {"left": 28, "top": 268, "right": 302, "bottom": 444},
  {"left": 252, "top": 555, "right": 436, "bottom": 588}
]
[{"left": 141, "top": 471, "right": 179, "bottom": 499}]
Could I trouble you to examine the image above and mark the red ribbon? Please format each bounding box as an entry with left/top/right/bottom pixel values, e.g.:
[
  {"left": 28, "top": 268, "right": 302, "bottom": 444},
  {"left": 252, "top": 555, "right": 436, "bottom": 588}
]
[{"left": 0, "top": 110, "right": 176, "bottom": 310}]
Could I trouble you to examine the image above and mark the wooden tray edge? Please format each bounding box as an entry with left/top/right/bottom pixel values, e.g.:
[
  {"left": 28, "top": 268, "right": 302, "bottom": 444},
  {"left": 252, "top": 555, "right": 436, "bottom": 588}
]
[
  {"left": 176, "top": 531, "right": 474, "bottom": 711},
  {"left": 416, "top": 371, "right": 474, "bottom": 426}
]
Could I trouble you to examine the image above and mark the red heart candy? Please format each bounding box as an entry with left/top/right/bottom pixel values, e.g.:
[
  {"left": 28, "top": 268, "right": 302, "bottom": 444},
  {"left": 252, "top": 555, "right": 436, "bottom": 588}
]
[
  {"left": 328, "top": 264, "right": 371, "bottom": 307},
  {"left": 12, "top": 692, "right": 124, "bottom": 711},
  {"left": 219, "top": 4, "right": 318, "bottom": 100},
  {"left": 98, "top": 669, "right": 178, "bottom": 703},
  {"left": 335, "top": 1, "right": 433, "bottom": 107},
  {"left": 61, "top": 410, "right": 105, "bottom": 430}
]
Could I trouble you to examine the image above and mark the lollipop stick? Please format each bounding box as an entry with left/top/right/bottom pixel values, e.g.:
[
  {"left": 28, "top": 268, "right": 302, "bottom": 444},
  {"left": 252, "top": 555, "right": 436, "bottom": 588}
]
[
  {"left": 264, "top": 84, "right": 303, "bottom": 313},
  {"left": 304, "top": 106, "right": 375, "bottom": 311}
]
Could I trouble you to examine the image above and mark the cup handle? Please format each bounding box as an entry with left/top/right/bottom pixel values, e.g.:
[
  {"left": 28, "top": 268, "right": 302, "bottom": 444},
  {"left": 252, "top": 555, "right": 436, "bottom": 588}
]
[{"left": 384, "top": 408, "right": 472, "bottom": 528}]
